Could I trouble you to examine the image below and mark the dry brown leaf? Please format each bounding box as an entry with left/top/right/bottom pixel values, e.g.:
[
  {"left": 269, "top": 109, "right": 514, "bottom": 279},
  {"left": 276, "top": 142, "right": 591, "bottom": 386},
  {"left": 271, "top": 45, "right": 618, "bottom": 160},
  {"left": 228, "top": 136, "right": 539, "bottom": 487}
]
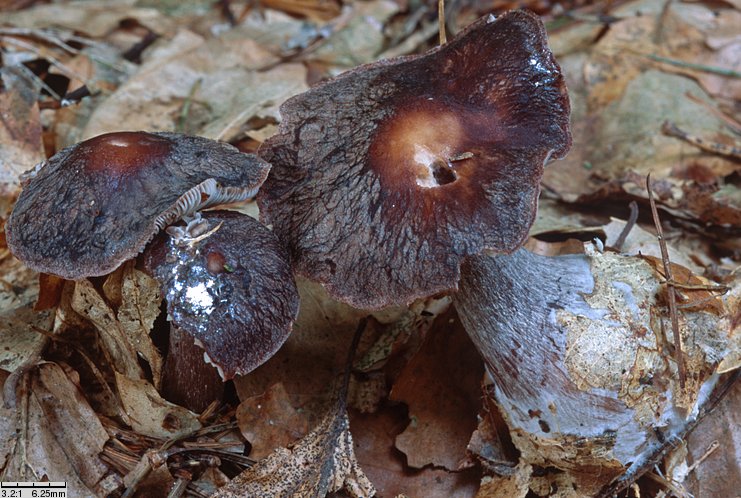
[
  {"left": 115, "top": 371, "right": 201, "bottom": 439},
  {"left": 685, "top": 375, "right": 741, "bottom": 497},
  {"left": 236, "top": 382, "right": 309, "bottom": 460},
  {"left": 641, "top": 254, "right": 726, "bottom": 315},
  {"left": 216, "top": 325, "right": 375, "bottom": 498},
  {"left": 389, "top": 308, "right": 483, "bottom": 470},
  {"left": 2, "top": 363, "right": 111, "bottom": 496},
  {"left": 0, "top": 67, "right": 45, "bottom": 203},
  {"left": 351, "top": 407, "right": 481, "bottom": 498},
  {"left": 71, "top": 278, "right": 145, "bottom": 380},
  {"left": 235, "top": 277, "right": 404, "bottom": 425}
]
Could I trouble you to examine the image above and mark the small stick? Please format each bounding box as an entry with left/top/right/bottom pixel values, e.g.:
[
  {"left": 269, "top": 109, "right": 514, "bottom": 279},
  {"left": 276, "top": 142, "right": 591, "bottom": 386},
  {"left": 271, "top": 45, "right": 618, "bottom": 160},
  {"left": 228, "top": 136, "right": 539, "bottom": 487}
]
[
  {"left": 683, "top": 92, "right": 741, "bottom": 134},
  {"left": 167, "top": 476, "right": 191, "bottom": 498},
  {"left": 177, "top": 79, "right": 202, "bottom": 134},
  {"left": 340, "top": 317, "right": 368, "bottom": 404},
  {"left": 686, "top": 440, "right": 719, "bottom": 473},
  {"left": 658, "top": 281, "right": 728, "bottom": 293},
  {"left": 614, "top": 201, "right": 639, "bottom": 251},
  {"left": 642, "top": 53, "right": 741, "bottom": 78},
  {"left": 661, "top": 121, "right": 741, "bottom": 160},
  {"left": 647, "top": 174, "right": 686, "bottom": 389},
  {"left": 438, "top": 0, "right": 447, "bottom": 45}
]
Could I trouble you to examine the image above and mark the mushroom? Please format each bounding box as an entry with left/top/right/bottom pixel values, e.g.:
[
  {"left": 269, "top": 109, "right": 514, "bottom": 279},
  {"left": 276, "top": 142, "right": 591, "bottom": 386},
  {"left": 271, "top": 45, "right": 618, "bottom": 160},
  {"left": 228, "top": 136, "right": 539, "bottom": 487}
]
[
  {"left": 142, "top": 210, "right": 300, "bottom": 381},
  {"left": 455, "top": 247, "right": 735, "bottom": 493},
  {"left": 6, "top": 131, "right": 270, "bottom": 280},
  {"left": 258, "top": 10, "right": 571, "bottom": 310}
]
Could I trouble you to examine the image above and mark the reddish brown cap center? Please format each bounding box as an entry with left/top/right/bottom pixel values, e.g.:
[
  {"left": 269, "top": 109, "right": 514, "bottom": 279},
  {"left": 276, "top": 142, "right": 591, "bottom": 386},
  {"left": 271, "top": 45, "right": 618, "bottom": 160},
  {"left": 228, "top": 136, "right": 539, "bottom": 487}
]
[
  {"left": 371, "top": 103, "right": 468, "bottom": 190},
  {"left": 75, "top": 132, "right": 173, "bottom": 175}
]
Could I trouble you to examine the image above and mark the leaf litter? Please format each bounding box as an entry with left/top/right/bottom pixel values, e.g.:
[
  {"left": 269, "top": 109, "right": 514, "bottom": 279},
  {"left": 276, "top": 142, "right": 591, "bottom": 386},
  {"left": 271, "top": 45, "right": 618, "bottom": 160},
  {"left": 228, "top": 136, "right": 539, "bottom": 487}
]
[{"left": 0, "top": 0, "right": 739, "bottom": 496}]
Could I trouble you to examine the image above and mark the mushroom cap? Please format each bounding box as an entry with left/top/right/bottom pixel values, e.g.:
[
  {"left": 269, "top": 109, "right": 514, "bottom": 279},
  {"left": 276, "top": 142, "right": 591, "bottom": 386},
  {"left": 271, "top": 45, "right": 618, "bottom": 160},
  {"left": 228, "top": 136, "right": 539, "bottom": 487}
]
[
  {"left": 258, "top": 10, "right": 571, "bottom": 310},
  {"left": 142, "top": 210, "right": 299, "bottom": 380},
  {"left": 6, "top": 131, "right": 270, "bottom": 279}
]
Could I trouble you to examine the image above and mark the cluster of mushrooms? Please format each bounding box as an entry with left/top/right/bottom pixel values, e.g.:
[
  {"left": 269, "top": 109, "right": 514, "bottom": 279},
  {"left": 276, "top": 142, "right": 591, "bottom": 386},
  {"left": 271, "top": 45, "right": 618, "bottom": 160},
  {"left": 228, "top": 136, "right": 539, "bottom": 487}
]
[
  {"left": 6, "top": 10, "right": 571, "bottom": 382},
  {"left": 6, "top": 11, "right": 571, "bottom": 400}
]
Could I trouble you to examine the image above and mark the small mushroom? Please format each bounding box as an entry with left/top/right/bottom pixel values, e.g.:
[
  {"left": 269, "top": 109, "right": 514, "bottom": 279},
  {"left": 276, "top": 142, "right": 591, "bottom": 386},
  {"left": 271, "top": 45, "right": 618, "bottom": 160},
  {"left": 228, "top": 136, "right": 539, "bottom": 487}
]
[
  {"left": 258, "top": 10, "right": 571, "bottom": 309},
  {"left": 6, "top": 131, "right": 270, "bottom": 279},
  {"left": 142, "top": 210, "right": 300, "bottom": 380}
]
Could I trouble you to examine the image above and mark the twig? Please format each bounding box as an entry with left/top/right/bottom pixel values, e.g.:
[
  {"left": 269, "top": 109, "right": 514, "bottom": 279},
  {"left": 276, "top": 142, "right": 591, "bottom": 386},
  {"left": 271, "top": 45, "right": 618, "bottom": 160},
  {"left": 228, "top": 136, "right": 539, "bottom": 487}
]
[
  {"left": 641, "top": 53, "right": 741, "bottom": 78},
  {"left": 659, "top": 281, "right": 729, "bottom": 293},
  {"left": 167, "top": 476, "right": 190, "bottom": 498},
  {"left": 614, "top": 201, "right": 639, "bottom": 251},
  {"left": 647, "top": 174, "right": 686, "bottom": 389},
  {"left": 661, "top": 121, "right": 741, "bottom": 159},
  {"left": 687, "top": 440, "right": 719, "bottom": 473},
  {"left": 177, "top": 79, "right": 202, "bottom": 134},
  {"left": 683, "top": 92, "right": 741, "bottom": 135},
  {"left": 340, "top": 317, "right": 368, "bottom": 404},
  {"left": 646, "top": 470, "right": 690, "bottom": 497},
  {"left": 438, "top": 0, "right": 447, "bottom": 45}
]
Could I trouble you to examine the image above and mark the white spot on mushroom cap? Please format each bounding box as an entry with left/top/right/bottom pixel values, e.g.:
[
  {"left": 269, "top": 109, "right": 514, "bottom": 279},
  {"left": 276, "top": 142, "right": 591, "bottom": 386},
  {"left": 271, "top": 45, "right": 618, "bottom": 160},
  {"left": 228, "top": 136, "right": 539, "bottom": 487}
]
[
  {"left": 108, "top": 138, "right": 133, "bottom": 147},
  {"left": 185, "top": 282, "right": 215, "bottom": 314}
]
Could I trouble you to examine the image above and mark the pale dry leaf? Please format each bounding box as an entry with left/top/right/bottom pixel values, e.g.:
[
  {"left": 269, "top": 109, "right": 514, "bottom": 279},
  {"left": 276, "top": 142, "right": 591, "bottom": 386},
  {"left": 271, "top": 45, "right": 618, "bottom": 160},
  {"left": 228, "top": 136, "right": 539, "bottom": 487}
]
[
  {"left": 81, "top": 29, "right": 308, "bottom": 142},
  {"left": 213, "top": 400, "right": 374, "bottom": 498},
  {"left": 602, "top": 219, "right": 701, "bottom": 272},
  {"left": 3, "top": 0, "right": 174, "bottom": 38},
  {"left": 0, "top": 370, "right": 13, "bottom": 470},
  {"left": 310, "top": 0, "right": 398, "bottom": 68},
  {"left": 0, "top": 305, "right": 51, "bottom": 374},
  {"left": 475, "top": 463, "right": 531, "bottom": 498},
  {"left": 71, "top": 279, "right": 145, "bottom": 380},
  {"left": 117, "top": 265, "right": 163, "bottom": 388},
  {"left": 116, "top": 372, "right": 201, "bottom": 439},
  {"left": 114, "top": 371, "right": 201, "bottom": 439},
  {"left": 0, "top": 254, "right": 39, "bottom": 314},
  {"left": 2, "top": 363, "right": 110, "bottom": 496},
  {"left": 541, "top": 0, "right": 740, "bottom": 225}
]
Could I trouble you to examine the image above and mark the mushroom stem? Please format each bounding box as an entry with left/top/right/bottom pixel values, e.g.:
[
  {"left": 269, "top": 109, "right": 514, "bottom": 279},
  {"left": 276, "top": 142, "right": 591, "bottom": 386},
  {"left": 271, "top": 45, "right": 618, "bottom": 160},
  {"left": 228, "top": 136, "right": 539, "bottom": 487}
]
[{"left": 161, "top": 324, "right": 225, "bottom": 413}]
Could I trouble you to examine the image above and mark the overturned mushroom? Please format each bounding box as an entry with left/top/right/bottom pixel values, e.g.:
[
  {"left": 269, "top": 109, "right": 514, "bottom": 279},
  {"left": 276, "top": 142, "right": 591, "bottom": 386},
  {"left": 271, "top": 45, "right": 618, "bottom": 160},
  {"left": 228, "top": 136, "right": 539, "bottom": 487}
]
[
  {"left": 455, "top": 247, "right": 736, "bottom": 493},
  {"left": 258, "top": 10, "right": 570, "bottom": 309},
  {"left": 6, "top": 131, "right": 270, "bottom": 279},
  {"left": 142, "top": 210, "right": 300, "bottom": 380}
]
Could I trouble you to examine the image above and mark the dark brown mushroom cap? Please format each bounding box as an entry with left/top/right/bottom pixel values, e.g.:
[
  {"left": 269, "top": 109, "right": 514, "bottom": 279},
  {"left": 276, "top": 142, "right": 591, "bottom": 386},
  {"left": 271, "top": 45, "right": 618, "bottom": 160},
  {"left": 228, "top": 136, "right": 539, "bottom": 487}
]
[
  {"left": 258, "top": 10, "right": 571, "bottom": 310},
  {"left": 6, "top": 131, "right": 270, "bottom": 279},
  {"left": 142, "top": 210, "right": 299, "bottom": 380}
]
